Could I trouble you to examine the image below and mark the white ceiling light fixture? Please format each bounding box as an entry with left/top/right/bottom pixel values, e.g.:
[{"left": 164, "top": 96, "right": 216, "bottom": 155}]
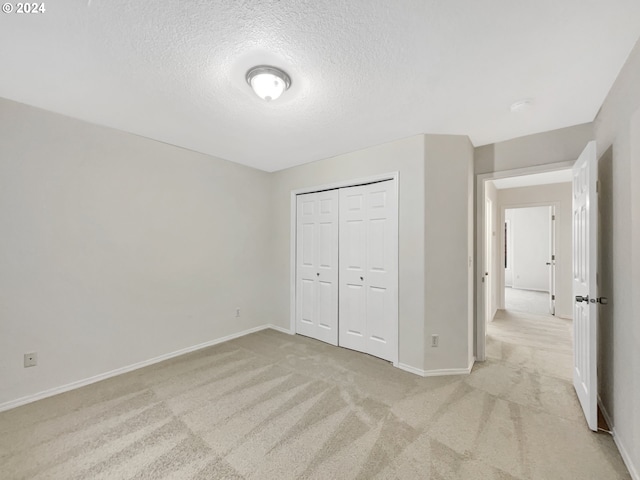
[{"left": 246, "top": 65, "right": 291, "bottom": 102}]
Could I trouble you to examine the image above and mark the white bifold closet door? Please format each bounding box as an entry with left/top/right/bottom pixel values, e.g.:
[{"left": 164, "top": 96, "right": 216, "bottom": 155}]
[
  {"left": 295, "top": 190, "right": 339, "bottom": 345},
  {"left": 339, "top": 180, "right": 398, "bottom": 362}
]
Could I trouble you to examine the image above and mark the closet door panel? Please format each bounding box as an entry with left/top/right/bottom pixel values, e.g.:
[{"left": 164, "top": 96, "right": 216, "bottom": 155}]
[
  {"left": 296, "top": 195, "right": 317, "bottom": 339},
  {"left": 364, "top": 181, "right": 397, "bottom": 361},
  {"left": 342, "top": 283, "right": 367, "bottom": 347},
  {"left": 296, "top": 190, "right": 338, "bottom": 345},
  {"left": 339, "top": 181, "right": 398, "bottom": 362},
  {"left": 317, "top": 280, "right": 335, "bottom": 331},
  {"left": 339, "top": 185, "right": 367, "bottom": 351},
  {"left": 299, "top": 279, "right": 316, "bottom": 326}
]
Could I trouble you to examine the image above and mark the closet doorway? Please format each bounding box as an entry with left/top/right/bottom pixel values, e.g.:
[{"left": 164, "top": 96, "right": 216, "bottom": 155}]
[{"left": 291, "top": 174, "right": 399, "bottom": 363}]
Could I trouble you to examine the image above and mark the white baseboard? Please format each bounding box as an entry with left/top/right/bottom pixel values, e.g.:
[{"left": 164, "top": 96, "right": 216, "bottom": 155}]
[
  {"left": 267, "top": 324, "right": 294, "bottom": 335},
  {"left": 508, "top": 286, "right": 550, "bottom": 293},
  {"left": 598, "top": 394, "right": 614, "bottom": 431},
  {"left": 396, "top": 363, "right": 427, "bottom": 376},
  {"left": 397, "top": 358, "right": 475, "bottom": 378},
  {"left": 598, "top": 396, "right": 639, "bottom": 480},
  {"left": 0, "top": 324, "right": 286, "bottom": 413}
]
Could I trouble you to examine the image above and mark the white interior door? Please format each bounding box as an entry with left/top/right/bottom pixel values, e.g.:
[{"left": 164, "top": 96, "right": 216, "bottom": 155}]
[
  {"left": 296, "top": 190, "right": 339, "bottom": 345},
  {"left": 572, "top": 141, "right": 598, "bottom": 431},
  {"left": 339, "top": 181, "right": 398, "bottom": 362}
]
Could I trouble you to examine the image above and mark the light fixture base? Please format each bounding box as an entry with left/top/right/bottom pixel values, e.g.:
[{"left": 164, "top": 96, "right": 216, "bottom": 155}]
[{"left": 246, "top": 65, "right": 291, "bottom": 101}]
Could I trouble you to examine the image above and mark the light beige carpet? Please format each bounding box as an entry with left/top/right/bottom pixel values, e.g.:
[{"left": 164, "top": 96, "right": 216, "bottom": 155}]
[
  {"left": 487, "top": 308, "right": 572, "bottom": 380},
  {"left": 504, "top": 288, "right": 552, "bottom": 317},
  {"left": 0, "top": 323, "right": 630, "bottom": 479}
]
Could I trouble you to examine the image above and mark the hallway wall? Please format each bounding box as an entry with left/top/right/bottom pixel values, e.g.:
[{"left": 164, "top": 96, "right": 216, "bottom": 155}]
[{"left": 594, "top": 36, "right": 640, "bottom": 479}]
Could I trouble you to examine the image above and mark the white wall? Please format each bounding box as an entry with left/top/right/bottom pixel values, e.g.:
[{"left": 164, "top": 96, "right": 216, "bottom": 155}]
[
  {"left": 485, "top": 181, "right": 499, "bottom": 320},
  {"left": 423, "top": 135, "right": 475, "bottom": 372},
  {"left": 0, "top": 98, "right": 273, "bottom": 407},
  {"left": 506, "top": 206, "right": 551, "bottom": 292},
  {"left": 594, "top": 36, "right": 640, "bottom": 479},
  {"left": 497, "top": 184, "right": 572, "bottom": 318},
  {"left": 504, "top": 209, "right": 513, "bottom": 287},
  {"left": 475, "top": 123, "right": 595, "bottom": 175}
]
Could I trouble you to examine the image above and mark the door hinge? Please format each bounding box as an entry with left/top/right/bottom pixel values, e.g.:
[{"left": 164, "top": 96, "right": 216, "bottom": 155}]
[
  {"left": 552, "top": 215, "right": 556, "bottom": 220},
  {"left": 552, "top": 295, "right": 555, "bottom": 300},
  {"left": 552, "top": 254, "right": 555, "bottom": 261}
]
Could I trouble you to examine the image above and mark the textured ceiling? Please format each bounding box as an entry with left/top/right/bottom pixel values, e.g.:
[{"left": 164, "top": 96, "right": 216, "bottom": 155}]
[{"left": 1, "top": 1, "right": 639, "bottom": 172}]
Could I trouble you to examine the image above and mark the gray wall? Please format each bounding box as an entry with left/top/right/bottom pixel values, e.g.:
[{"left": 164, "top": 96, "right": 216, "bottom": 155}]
[
  {"left": 475, "top": 123, "right": 595, "bottom": 175},
  {"left": 594, "top": 37, "right": 640, "bottom": 477},
  {"left": 424, "top": 135, "right": 475, "bottom": 371},
  {"left": 0, "top": 98, "right": 273, "bottom": 406},
  {"left": 485, "top": 181, "right": 499, "bottom": 321}
]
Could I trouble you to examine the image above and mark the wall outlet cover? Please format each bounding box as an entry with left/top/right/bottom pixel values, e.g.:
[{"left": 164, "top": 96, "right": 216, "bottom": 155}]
[{"left": 24, "top": 352, "right": 38, "bottom": 368}]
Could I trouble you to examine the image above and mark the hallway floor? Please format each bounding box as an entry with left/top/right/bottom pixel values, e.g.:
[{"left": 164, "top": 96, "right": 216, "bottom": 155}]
[
  {"left": 487, "top": 308, "right": 572, "bottom": 380},
  {"left": 504, "top": 287, "right": 552, "bottom": 316}
]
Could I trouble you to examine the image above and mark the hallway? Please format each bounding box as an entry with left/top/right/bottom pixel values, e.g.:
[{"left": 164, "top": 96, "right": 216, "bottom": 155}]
[
  {"left": 504, "top": 287, "right": 553, "bottom": 317},
  {"left": 486, "top": 308, "right": 572, "bottom": 380}
]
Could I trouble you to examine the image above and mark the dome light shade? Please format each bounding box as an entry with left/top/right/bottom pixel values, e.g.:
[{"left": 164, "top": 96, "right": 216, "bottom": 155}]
[{"left": 246, "top": 66, "right": 291, "bottom": 101}]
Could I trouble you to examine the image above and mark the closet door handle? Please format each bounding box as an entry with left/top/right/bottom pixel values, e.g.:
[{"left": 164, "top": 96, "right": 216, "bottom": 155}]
[
  {"left": 316, "top": 272, "right": 320, "bottom": 276},
  {"left": 360, "top": 276, "right": 364, "bottom": 281}
]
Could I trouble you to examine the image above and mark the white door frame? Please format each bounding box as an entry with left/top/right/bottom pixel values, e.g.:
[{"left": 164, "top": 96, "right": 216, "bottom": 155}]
[
  {"left": 499, "top": 202, "right": 558, "bottom": 311},
  {"left": 484, "top": 197, "right": 493, "bottom": 324},
  {"left": 290, "top": 172, "right": 400, "bottom": 364},
  {"left": 476, "top": 162, "right": 573, "bottom": 361}
]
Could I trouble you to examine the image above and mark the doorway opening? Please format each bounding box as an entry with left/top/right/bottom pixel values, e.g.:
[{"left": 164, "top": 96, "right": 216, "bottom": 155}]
[
  {"left": 483, "top": 175, "right": 571, "bottom": 378},
  {"left": 503, "top": 205, "right": 556, "bottom": 316},
  {"left": 476, "top": 164, "right": 574, "bottom": 363},
  {"left": 477, "top": 142, "right": 600, "bottom": 431}
]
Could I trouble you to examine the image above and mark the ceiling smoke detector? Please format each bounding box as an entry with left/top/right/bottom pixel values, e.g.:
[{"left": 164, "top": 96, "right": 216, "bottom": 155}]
[
  {"left": 246, "top": 66, "right": 291, "bottom": 101},
  {"left": 510, "top": 99, "right": 534, "bottom": 113}
]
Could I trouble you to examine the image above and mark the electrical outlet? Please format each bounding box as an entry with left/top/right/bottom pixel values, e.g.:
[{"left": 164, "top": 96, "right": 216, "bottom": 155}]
[
  {"left": 431, "top": 335, "right": 439, "bottom": 347},
  {"left": 235, "top": 308, "right": 240, "bottom": 318},
  {"left": 24, "top": 352, "right": 37, "bottom": 368}
]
